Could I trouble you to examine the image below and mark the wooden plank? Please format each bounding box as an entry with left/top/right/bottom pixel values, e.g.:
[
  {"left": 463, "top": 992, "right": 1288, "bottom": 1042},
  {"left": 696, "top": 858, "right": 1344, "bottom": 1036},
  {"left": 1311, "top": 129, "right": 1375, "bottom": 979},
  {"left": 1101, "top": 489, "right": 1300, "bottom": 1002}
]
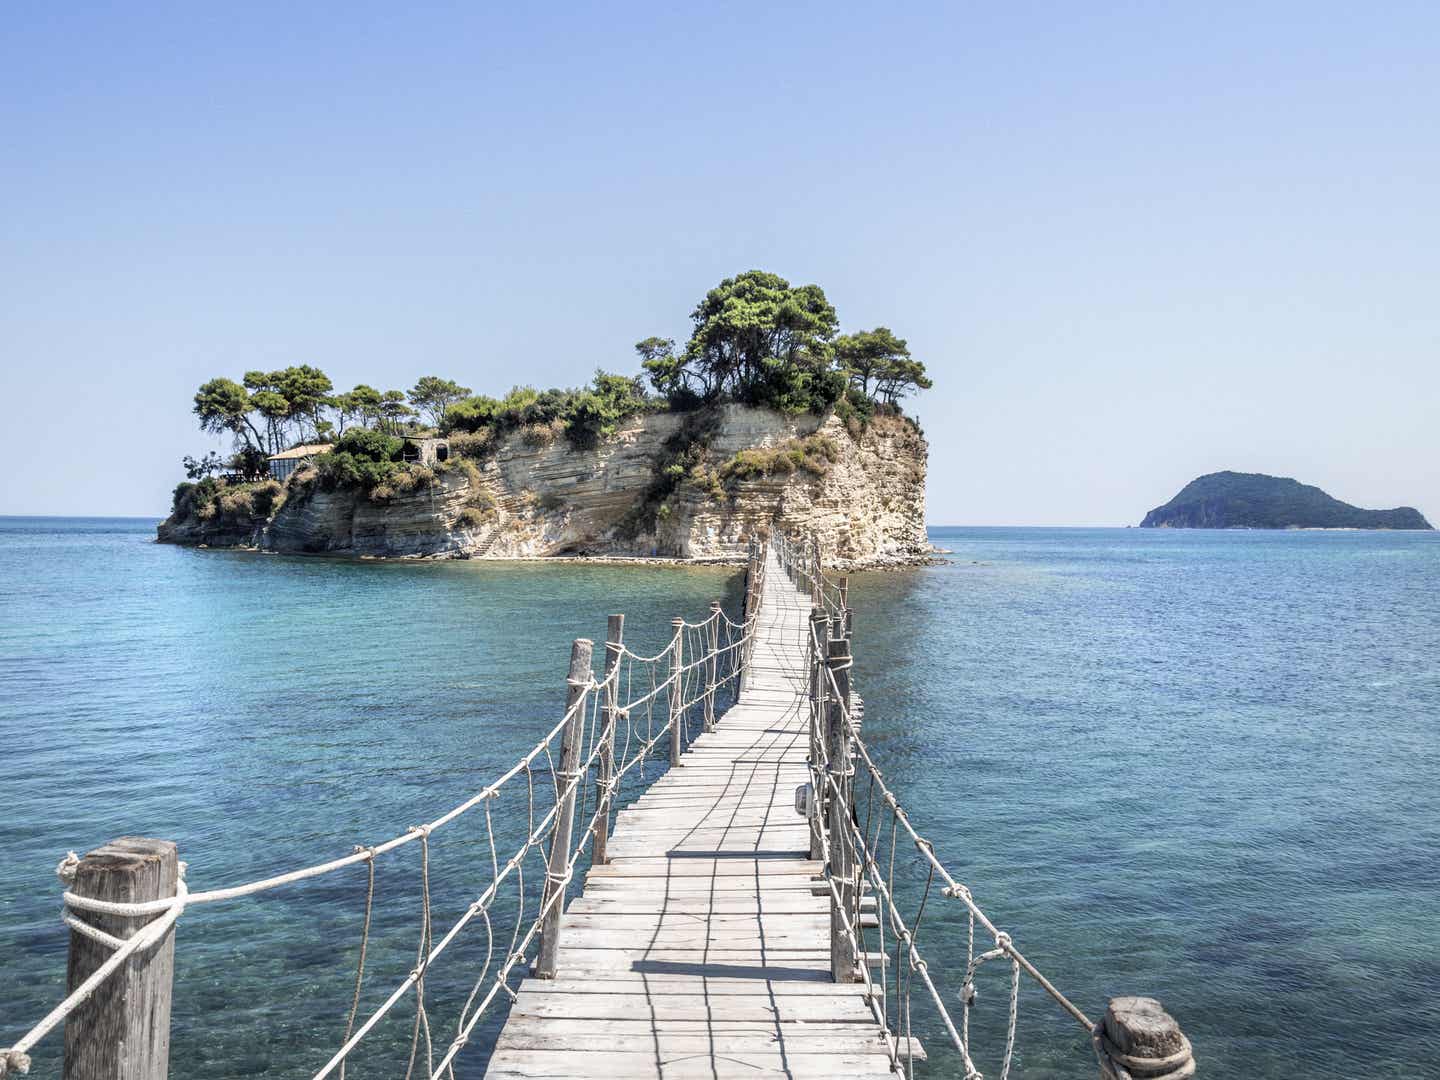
[{"left": 485, "top": 1050, "right": 896, "bottom": 1079}]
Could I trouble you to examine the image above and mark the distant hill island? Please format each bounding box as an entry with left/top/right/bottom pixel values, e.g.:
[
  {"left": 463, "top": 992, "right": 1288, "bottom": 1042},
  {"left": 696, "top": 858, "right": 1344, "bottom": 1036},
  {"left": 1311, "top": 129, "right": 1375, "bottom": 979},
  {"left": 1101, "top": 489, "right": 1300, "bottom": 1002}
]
[{"left": 1140, "top": 471, "right": 1433, "bottom": 530}]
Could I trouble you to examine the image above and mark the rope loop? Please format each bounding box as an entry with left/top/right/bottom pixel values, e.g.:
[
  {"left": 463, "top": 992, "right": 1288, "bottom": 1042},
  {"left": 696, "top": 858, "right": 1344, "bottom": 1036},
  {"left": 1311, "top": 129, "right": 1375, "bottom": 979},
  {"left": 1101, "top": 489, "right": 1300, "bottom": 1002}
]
[
  {"left": 1, "top": 1049, "right": 33, "bottom": 1076},
  {"left": 55, "top": 852, "right": 79, "bottom": 884}
]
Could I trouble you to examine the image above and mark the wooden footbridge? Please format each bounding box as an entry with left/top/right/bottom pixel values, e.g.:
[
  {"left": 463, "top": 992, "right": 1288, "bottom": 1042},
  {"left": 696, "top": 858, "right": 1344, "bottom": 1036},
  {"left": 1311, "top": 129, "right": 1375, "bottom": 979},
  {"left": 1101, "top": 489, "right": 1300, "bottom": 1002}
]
[
  {"left": 3, "top": 532, "right": 1193, "bottom": 1080},
  {"left": 487, "top": 544, "right": 895, "bottom": 1078}
]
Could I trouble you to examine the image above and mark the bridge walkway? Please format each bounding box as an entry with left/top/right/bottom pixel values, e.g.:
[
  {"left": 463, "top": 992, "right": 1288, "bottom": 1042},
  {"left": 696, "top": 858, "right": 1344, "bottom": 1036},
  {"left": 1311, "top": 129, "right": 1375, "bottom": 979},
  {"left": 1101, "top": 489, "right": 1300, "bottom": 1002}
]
[{"left": 485, "top": 549, "right": 898, "bottom": 1078}]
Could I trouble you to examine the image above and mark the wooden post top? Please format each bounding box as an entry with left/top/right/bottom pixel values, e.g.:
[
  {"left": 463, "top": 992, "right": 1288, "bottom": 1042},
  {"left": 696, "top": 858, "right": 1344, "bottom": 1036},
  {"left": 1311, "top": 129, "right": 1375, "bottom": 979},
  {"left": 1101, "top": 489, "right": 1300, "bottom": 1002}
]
[{"left": 1100, "top": 997, "right": 1194, "bottom": 1079}]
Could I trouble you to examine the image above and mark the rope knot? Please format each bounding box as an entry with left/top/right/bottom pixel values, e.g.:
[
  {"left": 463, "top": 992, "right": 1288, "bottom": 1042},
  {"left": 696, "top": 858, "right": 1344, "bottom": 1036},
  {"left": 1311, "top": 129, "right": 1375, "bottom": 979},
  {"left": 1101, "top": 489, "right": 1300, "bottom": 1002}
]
[
  {"left": 2, "top": 1049, "right": 34, "bottom": 1076},
  {"left": 409, "top": 824, "right": 432, "bottom": 838},
  {"left": 55, "top": 851, "right": 80, "bottom": 884},
  {"left": 994, "top": 931, "right": 1013, "bottom": 952},
  {"left": 961, "top": 980, "right": 979, "bottom": 1006}
]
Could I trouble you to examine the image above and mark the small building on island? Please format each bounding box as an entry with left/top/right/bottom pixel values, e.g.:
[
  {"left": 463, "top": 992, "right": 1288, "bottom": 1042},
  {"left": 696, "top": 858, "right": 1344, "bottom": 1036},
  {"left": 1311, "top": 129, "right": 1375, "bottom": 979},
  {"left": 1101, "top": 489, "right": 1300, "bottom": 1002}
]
[
  {"left": 400, "top": 435, "right": 450, "bottom": 465},
  {"left": 266, "top": 443, "right": 331, "bottom": 482}
]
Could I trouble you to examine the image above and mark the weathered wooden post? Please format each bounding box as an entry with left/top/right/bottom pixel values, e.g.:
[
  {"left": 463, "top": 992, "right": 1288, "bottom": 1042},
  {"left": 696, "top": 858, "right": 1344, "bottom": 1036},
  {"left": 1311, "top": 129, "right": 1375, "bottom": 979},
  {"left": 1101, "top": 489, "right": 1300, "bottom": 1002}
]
[
  {"left": 739, "top": 541, "right": 758, "bottom": 694},
  {"left": 808, "top": 608, "right": 830, "bottom": 860},
  {"left": 825, "top": 635, "right": 860, "bottom": 982},
  {"left": 704, "top": 601, "right": 720, "bottom": 732},
  {"left": 1096, "top": 997, "right": 1195, "bottom": 1079},
  {"left": 810, "top": 535, "right": 823, "bottom": 606},
  {"left": 593, "top": 615, "right": 624, "bottom": 866},
  {"left": 62, "top": 837, "right": 179, "bottom": 1080},
  {"left": 669, "top": 617, "right": 684, "bottom": 767},
  {"left": 838, "top": 576, "right": 852, "bottom": 640},
  {"left": 534, "top": 637, "right": 593, "bottom": 979}
]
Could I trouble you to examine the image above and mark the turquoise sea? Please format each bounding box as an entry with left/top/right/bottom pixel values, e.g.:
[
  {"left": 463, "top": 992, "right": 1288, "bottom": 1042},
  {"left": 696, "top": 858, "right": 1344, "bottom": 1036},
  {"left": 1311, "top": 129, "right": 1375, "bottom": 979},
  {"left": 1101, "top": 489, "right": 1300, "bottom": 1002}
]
[{"left": 2, "top": 518, "right": 1438, "bottom": 1077}]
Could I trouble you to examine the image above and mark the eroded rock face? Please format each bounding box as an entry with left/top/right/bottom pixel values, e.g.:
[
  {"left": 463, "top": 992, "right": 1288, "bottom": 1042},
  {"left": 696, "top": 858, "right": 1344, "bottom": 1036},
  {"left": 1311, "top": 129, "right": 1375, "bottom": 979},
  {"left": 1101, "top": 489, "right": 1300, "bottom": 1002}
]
[{"left": 157, "top": 406, "right": 930, "bottom": 568}]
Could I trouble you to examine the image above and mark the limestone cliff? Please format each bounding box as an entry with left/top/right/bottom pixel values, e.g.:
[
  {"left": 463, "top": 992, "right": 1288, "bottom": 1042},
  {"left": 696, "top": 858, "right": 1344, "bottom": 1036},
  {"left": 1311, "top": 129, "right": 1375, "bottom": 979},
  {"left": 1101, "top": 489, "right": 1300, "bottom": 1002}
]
[{"left": 157, "top": 406, "right": 930, "bottom": 568}]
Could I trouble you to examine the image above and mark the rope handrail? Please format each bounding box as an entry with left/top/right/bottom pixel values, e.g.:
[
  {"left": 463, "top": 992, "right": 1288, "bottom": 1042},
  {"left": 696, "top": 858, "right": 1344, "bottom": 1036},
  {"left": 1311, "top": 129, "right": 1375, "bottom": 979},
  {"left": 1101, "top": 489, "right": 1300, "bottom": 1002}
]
[{"left": 778, "top": 527, "right": 1100, "bottom": 1080}]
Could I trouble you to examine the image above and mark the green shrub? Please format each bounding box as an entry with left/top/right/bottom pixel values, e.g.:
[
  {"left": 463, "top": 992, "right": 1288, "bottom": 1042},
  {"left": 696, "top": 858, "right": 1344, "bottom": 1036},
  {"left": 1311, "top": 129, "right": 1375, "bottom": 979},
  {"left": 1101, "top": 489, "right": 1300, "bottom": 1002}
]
[
  {"left": 442, "top": 395, "right": 502, "bottom": 434},
  {"left": 390, "top": 464, "right": 435, "bottom": 494},
  {"left": 456, "top": 506, "right": 490, "bottom": 528},
  {"left": 219, "top": 489, "right": 254, "bottom": 516},
  {"left": 172, "top": 481, "right": 196, "bottom": 513},
  {"left": 447, "top": 430, "right": 494, "bottom": 460},
  {"left": 718, "top": 434, "right": 838, "bottom": 485},
  {"left": 314, "top": 429, "right": 403, "bottom": 492},
  {"left": 334, "top": 428, "right": 403, "bottom": 461},
  {"left": 250, "top": 480, "right": 285, "bottom": 516}
]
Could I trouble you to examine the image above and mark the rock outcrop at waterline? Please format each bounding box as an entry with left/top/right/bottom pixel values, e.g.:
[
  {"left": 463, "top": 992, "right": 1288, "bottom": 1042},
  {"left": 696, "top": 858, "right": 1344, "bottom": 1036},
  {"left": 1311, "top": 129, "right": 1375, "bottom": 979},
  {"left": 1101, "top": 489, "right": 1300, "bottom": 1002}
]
[
  {"left": 158, "top": 405, "right": 930, "bottom": 569},
  {"left": 1140, "top": 471, "right": 1433, "bottom": 530}
]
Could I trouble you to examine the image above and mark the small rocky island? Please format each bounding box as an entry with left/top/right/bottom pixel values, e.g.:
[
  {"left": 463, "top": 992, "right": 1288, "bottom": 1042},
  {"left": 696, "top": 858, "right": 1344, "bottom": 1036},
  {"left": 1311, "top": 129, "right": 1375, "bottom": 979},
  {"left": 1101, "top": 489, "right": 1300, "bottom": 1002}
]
[
  {"left": 1140, "top": 471, "right": 1432, "bottom": 530},
  {"left": 158, "top": 271, "right": 934, "bottom": 569}
]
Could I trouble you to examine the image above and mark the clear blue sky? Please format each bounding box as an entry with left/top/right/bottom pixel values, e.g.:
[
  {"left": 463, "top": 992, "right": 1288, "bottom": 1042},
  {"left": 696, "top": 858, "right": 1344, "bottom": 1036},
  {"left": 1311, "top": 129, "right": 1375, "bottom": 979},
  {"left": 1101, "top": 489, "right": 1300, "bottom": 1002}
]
[{"left": 3, "top": 3, "right": 1437, "bottom": 524}]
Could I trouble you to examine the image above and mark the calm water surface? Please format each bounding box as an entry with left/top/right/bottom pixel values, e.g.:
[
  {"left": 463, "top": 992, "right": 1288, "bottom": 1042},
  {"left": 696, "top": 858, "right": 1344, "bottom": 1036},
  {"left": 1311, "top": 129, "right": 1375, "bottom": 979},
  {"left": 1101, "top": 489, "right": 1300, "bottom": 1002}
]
[{"left": 2, "top": 519, "right": 1438, "bottom": 1077}]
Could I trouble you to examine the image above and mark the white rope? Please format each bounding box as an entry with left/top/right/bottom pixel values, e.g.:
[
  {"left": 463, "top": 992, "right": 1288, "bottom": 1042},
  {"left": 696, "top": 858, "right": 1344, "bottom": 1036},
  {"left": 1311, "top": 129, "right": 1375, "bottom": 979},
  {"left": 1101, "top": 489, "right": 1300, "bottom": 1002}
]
[{"left": 785, "top": 529, "right": 1093, "bottom": 1080}]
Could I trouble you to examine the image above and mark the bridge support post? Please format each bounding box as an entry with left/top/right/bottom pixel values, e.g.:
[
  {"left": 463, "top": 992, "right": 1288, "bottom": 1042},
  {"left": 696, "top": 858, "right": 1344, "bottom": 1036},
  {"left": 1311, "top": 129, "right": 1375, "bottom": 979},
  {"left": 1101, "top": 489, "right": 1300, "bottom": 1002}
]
[
  {"left": 704, "top": 602, "right": 720, "bottom": 732},
  {"left": 808, "top": 609, "right": 830, "bottom": 861},
  {"left": 838, "top": 577, "right": 852, "bottom": 640},
  {"left": 594, "top": 616, "right": 624, "bottom": 866},
  {"left": 739, "top": 540, "right": 759, "bottom": 694},
  {"left": 810, "top": 535, "right": 823, "bottom": 607},
  {"left": 1096, "top": 996, "right": 1194, "bottom": 1079},
  {"left": 63, "top": 837, "right": 179, "bottom": 1080},
  {"left": 669, "top": 617, "right": 684, "bottom": 767},
  {"left": 824, "top": 635, "right": 861, "bottom": 982},
  {"left": 534, "top": 637, "right": 593, "bottom": 979}
]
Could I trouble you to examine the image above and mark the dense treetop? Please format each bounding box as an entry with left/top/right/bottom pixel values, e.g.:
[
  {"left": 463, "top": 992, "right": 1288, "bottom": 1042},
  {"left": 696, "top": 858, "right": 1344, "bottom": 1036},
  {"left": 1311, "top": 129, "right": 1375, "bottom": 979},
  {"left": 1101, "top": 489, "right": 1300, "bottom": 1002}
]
[{"left": 636, "top": 270, "right": 931, "bottom": 416}]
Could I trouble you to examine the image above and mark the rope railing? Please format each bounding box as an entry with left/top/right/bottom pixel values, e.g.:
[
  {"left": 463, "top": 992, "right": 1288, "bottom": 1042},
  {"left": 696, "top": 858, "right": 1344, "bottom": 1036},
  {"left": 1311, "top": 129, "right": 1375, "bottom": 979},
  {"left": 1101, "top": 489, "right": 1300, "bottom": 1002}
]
[
  {"left": 1, "top": 539, "right": 770, "bottom": 1079},
  {"left": 771, "top": 528, "right": 1195, "bottom": 1080}
]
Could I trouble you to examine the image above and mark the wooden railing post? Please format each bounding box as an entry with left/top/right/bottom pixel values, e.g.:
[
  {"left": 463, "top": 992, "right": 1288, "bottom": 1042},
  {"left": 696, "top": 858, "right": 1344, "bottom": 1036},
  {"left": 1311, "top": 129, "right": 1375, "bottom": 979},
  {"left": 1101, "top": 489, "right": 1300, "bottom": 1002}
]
[
  {"left": 810, "top": 535, "right": 823, "bottom": 607},
  {"left": 593, "top": 615, "right": 624, "bottom": 866},
  {"left": 825, "top": 635, "right": 860, "bottom": 982},
  {"left": 808, "top": 609, "right": 830, "bottom": 860},
  {"left": 704, "top": 601, "right": 720, "bottom": 732},
  {"left": 838, "top": 576, "right": 852, "bottom": 640},
  {"left": 63, "top": 837, "right": 179, "bottom": 1080},
  {"left": 533, "top": 637, "right": 593, "bottom": 979},
  {"left": 669, "top": 617, "right": 684, "bottom": 767},
  {"left": 1096, "top": 997, "right": 1194, "bottom": 1079},
  {"left": 739, "top": 542, "right": 758, "bottom": 694}
]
